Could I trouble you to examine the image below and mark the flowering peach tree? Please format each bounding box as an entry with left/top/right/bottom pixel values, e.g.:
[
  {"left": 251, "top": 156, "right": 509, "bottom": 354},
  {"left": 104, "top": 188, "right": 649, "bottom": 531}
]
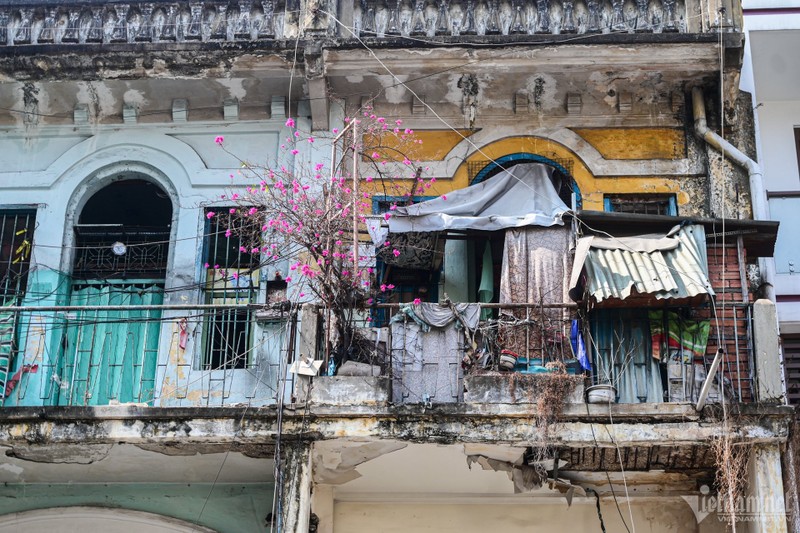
[{"left": 209, "top": 109, "right": 436, "bottom": 364}]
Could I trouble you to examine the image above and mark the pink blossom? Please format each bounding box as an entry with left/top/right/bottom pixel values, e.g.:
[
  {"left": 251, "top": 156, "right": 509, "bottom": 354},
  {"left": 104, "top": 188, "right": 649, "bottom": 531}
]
[
  {"left": 214, "top": 135, "right": 224, "bottom": 145},
  {"left": 332, "top": 128, "right": 339, "bottom": 134},
  {"left": 229, "top": 208, "right": 236, "bottom": 214},
  {"left": 413, "top": 298, "right": 421, "bottom": 305},
  {"left": 380, "top": 284, "right": 387, "bottom": 292},
  {"left": 291, "top": 149, "right": 299, "bottom": 155},
  {"left": 204, "top": 262, "right": 210, "bottom": 268},
  {"left": 383, "top": 213, "right": 391, "bottom": 221},
  {"left": 384, "top": 241, "right": 391, "bottom": 246},
  {"left": 286, "top": 118, "right": 295, "bottom": 128},
  {"left": 365, "top": 176, "right": 373, "bottom": 183},
  {"left": 206, "top": 211, "right": 215, "bottom": 219},
  {"left": 231, "top": 272, "right": 239, "bottom": 280},
  {"left": 392, "top": 249, "right": 401, "bottom": 257},
  {"left": 299, "top": 292, "right": 305, "bottom": 297},
  {"left": 225, "top": 229, "right": 232, "bottom": 238},
  {"left": 387, "top": 284, "right": 395, "bottom": 289},
  {"left": 442, "top": 195, "right": 447, "bottom": 200},
  {"left": 285, "top": 276, "right": 292, "bottom": 283},
  {"left": 366, "top": 298, "right": 374, "bottom": 305}
]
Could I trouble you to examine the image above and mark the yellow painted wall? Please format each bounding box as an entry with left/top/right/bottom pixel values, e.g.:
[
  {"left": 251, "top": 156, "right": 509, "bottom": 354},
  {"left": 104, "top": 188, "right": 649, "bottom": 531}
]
[
  {"left": 572, "top": 128, "right": 686, "bottom": 160},
  {"left": 360, "top": 134, "right": 694, "bottom": 212},
  {"left": 365, "top": 129, "right": 478, "bottom": 162}
]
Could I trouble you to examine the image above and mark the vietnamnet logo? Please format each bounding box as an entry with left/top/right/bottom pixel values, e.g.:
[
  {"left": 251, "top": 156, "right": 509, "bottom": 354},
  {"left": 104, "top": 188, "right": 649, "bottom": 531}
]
[{"left": 681, "top": 484, "right": 788, "bottom": 524}]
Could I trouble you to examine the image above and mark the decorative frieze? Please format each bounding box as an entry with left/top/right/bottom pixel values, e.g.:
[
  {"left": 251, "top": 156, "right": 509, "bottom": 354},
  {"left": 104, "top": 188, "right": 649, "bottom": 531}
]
[
  {"left": 0, "top": 0, "right": 732, "bottom": 47},
  {"left": 0, "top": 1, "right": 287, "bottom": 46},
  {"left": 354, "top": 0, "right": 689, "bottom": 38}
]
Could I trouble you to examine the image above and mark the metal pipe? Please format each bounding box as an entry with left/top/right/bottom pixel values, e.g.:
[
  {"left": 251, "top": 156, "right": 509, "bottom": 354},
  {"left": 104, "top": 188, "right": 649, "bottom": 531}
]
[
  {"left": 691, "top": 86, "right": 775, "bottom": 301},
  {"left": 696, "top": 348, "right": 725, "bottom": 412}
]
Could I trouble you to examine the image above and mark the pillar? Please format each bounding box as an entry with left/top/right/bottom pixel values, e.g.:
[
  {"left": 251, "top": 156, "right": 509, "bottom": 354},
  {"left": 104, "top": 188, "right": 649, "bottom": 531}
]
[
  {"left": 279, "top": 441, "right": 313, "bottom": 533},
  {"left": 753, "top": 299, "right": 784, "bottom": 403},
  {"left": 746, "top": 444, "right": 788, "bottom": 533},
  {"left": 312, "top": 483, "right": 334, "bottom": 533}
]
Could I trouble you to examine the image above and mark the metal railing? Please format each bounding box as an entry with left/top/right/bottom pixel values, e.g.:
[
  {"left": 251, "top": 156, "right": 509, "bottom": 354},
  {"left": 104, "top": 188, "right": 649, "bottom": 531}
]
[
  {"left": 0, "top": 299, "right": 757, "bottom": 407},
  {"left": 0, "top": 302, "right": 293, "bottom": 407},
  {"left": 322, "top": 301, "right": 756, "bottom": 406}
]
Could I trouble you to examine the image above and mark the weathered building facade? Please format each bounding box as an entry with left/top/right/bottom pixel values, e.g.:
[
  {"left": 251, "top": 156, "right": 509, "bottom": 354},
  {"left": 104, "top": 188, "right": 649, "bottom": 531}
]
[{"left": 0, "top": 0, "right": 794, "bottom": 531}]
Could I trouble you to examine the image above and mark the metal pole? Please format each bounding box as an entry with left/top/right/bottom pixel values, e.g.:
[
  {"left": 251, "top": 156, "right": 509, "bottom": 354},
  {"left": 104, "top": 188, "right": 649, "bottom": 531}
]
[{"left": 352, "top": 119, "right": 359, "bottom": 276}]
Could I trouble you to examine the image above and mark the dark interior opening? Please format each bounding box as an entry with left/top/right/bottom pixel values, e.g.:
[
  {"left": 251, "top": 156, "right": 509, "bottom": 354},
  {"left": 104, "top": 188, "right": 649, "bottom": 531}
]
[{"left": 73, "top": 179, "right": 173, "bottom": 279}]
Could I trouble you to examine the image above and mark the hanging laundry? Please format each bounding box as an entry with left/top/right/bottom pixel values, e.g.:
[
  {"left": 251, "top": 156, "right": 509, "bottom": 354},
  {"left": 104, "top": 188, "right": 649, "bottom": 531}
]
[
  {"left": 5, "top": 363, "right": 38, "bottom": 397},
  {"left": 649, "top": 310, "right": 710, "bottom": 362},
  {"left": 478, "top": 242, "right": 494, "bottom": 321},
  {"left": 570, "top": 319, "right": 590, "bottom": 371}
]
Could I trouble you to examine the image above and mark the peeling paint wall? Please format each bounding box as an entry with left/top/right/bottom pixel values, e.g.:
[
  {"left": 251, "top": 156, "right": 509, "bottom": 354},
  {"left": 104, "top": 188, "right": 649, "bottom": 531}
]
[
  {"left": 0, "top": 483, "right": 272, "bottom": 533},
  {"left": 332, "top": 500, "right": 725, "bottom": 532}
]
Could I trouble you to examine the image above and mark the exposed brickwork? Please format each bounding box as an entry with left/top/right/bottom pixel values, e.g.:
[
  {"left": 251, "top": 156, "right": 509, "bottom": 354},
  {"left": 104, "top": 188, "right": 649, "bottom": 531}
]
[{"left": 699, "top": 244, "right": 754, "bottom": 402}]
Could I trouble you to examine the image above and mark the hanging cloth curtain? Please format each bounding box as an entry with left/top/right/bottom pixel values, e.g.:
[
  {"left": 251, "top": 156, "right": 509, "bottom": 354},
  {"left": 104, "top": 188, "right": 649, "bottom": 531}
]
[
  {"left": 60, "top": 282, "right": 163, "bottom": 406},
  {"left": 589, "top": 309, "right": 663, "bottom": 403},
  {"left": 498, "top": 226, "right": 571, "bottom": 359},
  {"left": 478, "top": 242, "right": 494, "bottom": 321}
]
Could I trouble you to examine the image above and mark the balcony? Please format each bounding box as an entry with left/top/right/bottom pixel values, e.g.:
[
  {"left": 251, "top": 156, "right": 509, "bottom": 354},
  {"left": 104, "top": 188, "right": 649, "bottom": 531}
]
[
  {"left": 0, "top": 0, "right": 742, "bottom": 48},
  {"left": 0, "top": 302, "right": 290, "bottom": 407}
]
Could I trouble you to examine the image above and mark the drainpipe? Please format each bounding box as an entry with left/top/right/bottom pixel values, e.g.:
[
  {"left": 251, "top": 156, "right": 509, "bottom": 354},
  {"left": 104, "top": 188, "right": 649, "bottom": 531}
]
[
  {"left": 692, "top": 87, "right": 784, "bottom": 409},
  {"left": 691, "top": 86, "right": 775, "bottom": 302}
]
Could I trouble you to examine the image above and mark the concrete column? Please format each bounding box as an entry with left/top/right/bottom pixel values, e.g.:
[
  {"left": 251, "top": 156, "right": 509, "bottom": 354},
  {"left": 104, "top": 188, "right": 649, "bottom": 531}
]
[
  {"left": 746, "top": 444, "right": 788, "bottom": 533},
  {"left": 279, "top": 441, "right": 313, "bottom": 533},
  {"left": 312, "top": 483, "right": 334, "bottom": 533},
  {"left": 753, "top": 299, "right": 784, "bottom": 403},
  {"left": 299, "top": 303, "right": 320, "bottom": 361}
]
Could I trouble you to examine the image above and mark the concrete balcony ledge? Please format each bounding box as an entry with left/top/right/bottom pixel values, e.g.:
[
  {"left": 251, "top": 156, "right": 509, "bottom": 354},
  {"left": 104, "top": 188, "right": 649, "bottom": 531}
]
[
  {"left": 309, "top": 376, "right": 390, "bottom": 407},
  {"left": 463, "top": 373, "right": 585, "bottom": 405}
]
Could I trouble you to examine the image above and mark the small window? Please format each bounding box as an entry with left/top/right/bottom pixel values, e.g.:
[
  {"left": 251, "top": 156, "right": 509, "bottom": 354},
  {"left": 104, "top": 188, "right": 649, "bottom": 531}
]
[
  {"left": 604, "top": 194, "right": 677, "bottom": 216},
  {"left": 0, "top": 210, "right": 36, "bottom": 302},
  {"left": 201, "top": 209, "right": 260, "bottom": 370}
]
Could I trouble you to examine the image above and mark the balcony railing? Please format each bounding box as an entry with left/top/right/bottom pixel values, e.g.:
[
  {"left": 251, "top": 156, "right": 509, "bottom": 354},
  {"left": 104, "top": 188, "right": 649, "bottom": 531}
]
[
  {"left": 0, "top": 299, "right": 757, "bottom": 408},
  {"left": 0, "top": 302, "right": 291, "bottom": 407},
  {"left": 0, "top": 0, "right": 739, "bottom": 48},
  {"left": 309, "top": 301, "right": 757, "bottom": 407}
]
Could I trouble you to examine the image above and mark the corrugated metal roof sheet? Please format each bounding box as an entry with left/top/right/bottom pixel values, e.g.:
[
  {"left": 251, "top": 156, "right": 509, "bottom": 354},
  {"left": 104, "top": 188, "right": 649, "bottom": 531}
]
[{"left": 571, "top": 224, "right": 715, "bottom": 303}]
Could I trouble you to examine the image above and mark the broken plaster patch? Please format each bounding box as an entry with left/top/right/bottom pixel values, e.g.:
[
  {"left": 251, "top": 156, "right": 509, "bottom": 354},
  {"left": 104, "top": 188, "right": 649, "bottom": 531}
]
[
  {"left": 6, "top": 443, "right": 113, "bottom": 465},
  {"left": 217, "top": 78, "right": 247, "bottom": 101},
  {"left": 378, "top": 75, "right": 408, "bottom": 104},
  {"left": 313, "top": 439, "right": 407, "bottom": 485}
]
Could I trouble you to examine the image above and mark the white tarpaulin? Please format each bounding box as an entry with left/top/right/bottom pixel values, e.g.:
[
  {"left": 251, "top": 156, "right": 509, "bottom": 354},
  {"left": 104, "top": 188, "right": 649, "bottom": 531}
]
[{"left": 388, "top": 163, "right": 570, "bottom": 233}]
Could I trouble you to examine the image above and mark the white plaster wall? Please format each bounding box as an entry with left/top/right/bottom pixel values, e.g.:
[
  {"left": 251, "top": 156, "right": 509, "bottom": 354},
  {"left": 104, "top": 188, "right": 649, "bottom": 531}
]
[
  {"left": 754, "top": 102, "right": 800, "bottom": 192},
  {"left": 332, "top": 500, "right": 724, "bottom": 532}
]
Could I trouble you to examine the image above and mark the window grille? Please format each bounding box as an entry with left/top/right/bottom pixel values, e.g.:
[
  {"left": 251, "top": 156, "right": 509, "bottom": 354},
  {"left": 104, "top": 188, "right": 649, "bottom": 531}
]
[
  {"left": 202, "top": 209, "right": 260, "bottom": 370},
  {"left": 0, "top": 210, "right": 35, "bottom": 301}
]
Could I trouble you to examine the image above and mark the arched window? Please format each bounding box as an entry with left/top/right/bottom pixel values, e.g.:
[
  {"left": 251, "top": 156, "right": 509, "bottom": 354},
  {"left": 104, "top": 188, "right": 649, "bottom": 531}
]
[{"left": 469, "top": 153, "right": 581, "bottom": 209}]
